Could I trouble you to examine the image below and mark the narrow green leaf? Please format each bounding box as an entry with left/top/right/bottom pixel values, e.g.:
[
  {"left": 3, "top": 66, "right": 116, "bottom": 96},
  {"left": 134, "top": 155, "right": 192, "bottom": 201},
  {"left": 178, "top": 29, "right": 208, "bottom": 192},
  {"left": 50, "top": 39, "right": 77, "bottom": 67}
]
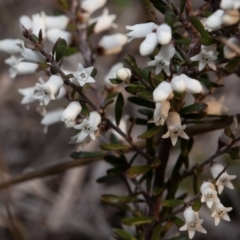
[
  {"left": 87, "top": 22, "right": 97, "bottom": 37},
  {"left": 199, "top": 36, "right": 215, "bottom": 46},
  {"left": 128, "top": 96, "right": 155, "bottom": 108},
  {"left": 180, "top": 113, "right": 206, "bottom": 119},
  {"left": 124, "top": 55, "right": 141, "bottom": 75},
  {"left": 64, "top": 47, "right": 78, "bottom": 56},
  {"left": 107, "top": 166, "right": 125, "bottom": 176},
  {"left": 125, "top": 86, "right": 142, "bottom": 94},
  {"left": 104, "top": 155, "right": 127, "bottom": 167},
  {"left": 115, "top": 93, "right": 124, "bottom": 126},
  {"left": 225, "top": 57, "right": 240, "bottom": 73},
  {"left": 136, "top": 90, "right": 153, "bottom": 99},
  {"left": 126, "top": 165, "right": 151, "bottom": 179},
  {"left": 193, "top": 172, "right": 198, "bottom": 195},
  {"left": 176, "top": 38, "right": 191, "bottom": 45},
  {"left": 129, "top": 117, "right": 148, "bottom": 125},
  {"left": 102, "top": 99, "right": 114, "bottom": 110},
  {"left": 70, "top": 151, "right": 106, "bottom": 159},
  {"left": 198, "top": 77, "right": 223, "bottom": 88},
  {"left": 180, "top": 0, "right": 186, "bottom": 13},
  {"left": 151, "top": 224, "right": 161, "bottom": 240},
  {"left": 137, "top": 126, "right": 161, "bottom": 139},
  {"left": 101, "top": 194, "right": 138, "bottom": 204},
  {"left": 138, "top": 109, "right": 153, "bottom": 116},
  {"left": 162, "top": 199, "right": 184, "bottom": 208},
  {"left": 122, "top": 217, "right": 155, "bottom": 226},
  {"left": 229, "top": 147, "right": 240, "bottom": 160},
  {"left": 189, "top": 16, "right": 210, "bottom": 38},
  {"left": 110, "top": 78, "right": 123, "bottom": 84},
  {"left": 54, "top": 38, "right": 67, "bottom": 62},
  {"left": 224, "top": 126, "right": 235, "bottom": 139},
  {"left": 165, "top": 6, "right": 176, "bottom": 25},
  {"left": 100, "top": 144, "right": 130, "bottom": 151},
  {"left": 179, "top": 103, "right": 208, "bottom": 114},
  {"left": 192, "top": 198, "right": 202, "bottom": 212},
  {"left": 171, "top": 216, "right": 185, "bottom": 227},
  {"left": 150, "top": 0, "right": 167, "bottom": 14},
  {"left": 113, "top": 228, "right": 137, "bottom": 240}
]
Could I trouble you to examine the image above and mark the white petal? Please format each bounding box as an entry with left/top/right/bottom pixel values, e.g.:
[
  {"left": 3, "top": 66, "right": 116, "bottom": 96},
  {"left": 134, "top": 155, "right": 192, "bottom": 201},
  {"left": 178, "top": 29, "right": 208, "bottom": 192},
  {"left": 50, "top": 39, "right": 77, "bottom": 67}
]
[
  {"left": 170, "top": 135, "right": 178, "bottom": 146},
  {"left": 222, "top": 213, "right": 230, "bottom": 221},
  {"left": 188, "top": 229, "right": 195, "bottom": 239}
]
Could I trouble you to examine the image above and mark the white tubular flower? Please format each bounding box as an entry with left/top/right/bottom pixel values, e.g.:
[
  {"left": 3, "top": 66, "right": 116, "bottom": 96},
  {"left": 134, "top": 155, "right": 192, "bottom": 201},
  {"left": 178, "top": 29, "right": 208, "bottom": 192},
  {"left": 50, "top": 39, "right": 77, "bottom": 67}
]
[
  {"left": 200, "top": 182, "right": 219, "bottom": 208},
  {"left": 126, "top": 22, "right": 158, "bottom": 42},
  {"left": 181, "top": 74, "right": 203, "bottom": 94},
  {"left": 191, "top": 44, "right": 218, "bottom": 71},
  {"left": 19, "top": 41, "right": 45, "bottom": 64},
  {"left": 18, "top": 86, "right": 36, "bottom": 106},
  {"left": 205, "top": 10, "right": 224, "bottom": 31},
  {"left": 0, "top": 39, "right": 22, "bottom": 55},
  {"left": 221, "top": 0, "right": 240, "bottom": 10},
  {"left": 139, "top": 32, "right": 158, "bottom": 56},
  {"left": 62, "top": 101, "right": 82, "bottom": 124},
  {"left": 89, "top": 8, "right": 117, "bottom": 34},
  {"left": 150, "top": 101, "right": 170, "bottom": 126},
  {"left": 98, "top": 33, "right": 127, "bottom": 55},
  {"left": 81, "top": 0, "right": 106, "bottom": 14},
  {"left": 32, "top": 12, "right": 46, "bottom": 38},
  {"left": 147, "top": 44, "right": 176, "bottom": 76},
  {"left": 204, "top": 96, "right": 228, "bottom": 115},
  {"left": 179, "top": 207, "right": 207, "bottom": 239},
  {"left": 46, "top": 29, "right": 72, "bottom": 45},
  {"left": 5, "top": 56, "right": 38, "bottom": 79},
  {"left": 153, "top": 81, "right": 173, "bottom": 103},
  {"left": 33, "top": 75, "right": 64, "bottom": 106},
  {"left": 224, "top": 37, "right": 240, "bottom": 59},
  {"left": 71, "top": 63, "right": 95, "bottom": 87},
  {"left": 222, "top": 10, "right": 240, "bottom": 25},
  {"left": 45, "top": 15, "right": 69, "bottom": 30},
  {"left": 116, "top": 68, "right": 131, "bottom": 81},
  {"left": 19, "top": 16, "right": 32, "bottom": 30},
  {"left": 171, "top": 75, "right": 187, "bottom": 93},
  {"left": 162, "top": 112, "right": 189, "bottom": 145},
  {"left": 156, "top": 23, "right": 172, "bottom": 45},
  {"left": 41, "top": 108, "right": 64, "bottom": 134},
  {"left": 211, "top": 201, "right": 232, "bottom": 226},
  {"left": 69, "top": 111, "right": 101, "bottom": 150},
  {"left": 211, "top": 163, "right": 236, "bottom": 194},
  {"left": 104, "top": 62, "right": 123, "bottom": 88}
]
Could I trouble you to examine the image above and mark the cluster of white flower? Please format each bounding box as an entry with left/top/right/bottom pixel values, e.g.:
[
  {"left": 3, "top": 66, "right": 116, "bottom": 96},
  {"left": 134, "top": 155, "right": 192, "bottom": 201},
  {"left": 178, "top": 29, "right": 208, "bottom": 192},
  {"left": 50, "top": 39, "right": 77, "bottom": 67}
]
[{"left": 180, "top": 163, "right": 236, "bottom": 239}]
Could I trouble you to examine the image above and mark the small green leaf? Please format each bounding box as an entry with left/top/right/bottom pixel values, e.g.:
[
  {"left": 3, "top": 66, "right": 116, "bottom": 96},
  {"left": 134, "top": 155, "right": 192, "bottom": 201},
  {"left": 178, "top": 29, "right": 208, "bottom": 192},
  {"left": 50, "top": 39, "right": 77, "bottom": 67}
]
[
  {"left": 229, "top": 147, "right": 240, "bottom": 160},
  {"left": 38, "top": 29, "right": 43, "bottom": 43},
  {"left": 171, "top": 216, "right": 185, "bottom": 227},
  {"left": 81, "top": 102, "right": 90, "bottom": 116},
  {"left": 70, "top": 151, "right": 105, "bottom": 159},
  {"left": 224, "top": 126, "right": 235, "bottom": 139},
  {"left": 100, "top": 144, "right": 130, "bottom": 151},
  {"left": 58, "top": 0, "right": 70, "bottom": 9},
  {"left": 165, "top": 6, "right": 176, "bottom": 25},
  {"left": 102, "top": 99, "right": 114, "bottom": 110},
  {"left": 198, "top": 77, "right": 223, "bottom": 88},
  {"left": 110, "top": 78, "right": 123, "bottom": 84},
  {"left": 126, "top": 165, "right": 151, "bottom": 179},
  {"left": 150, "top": 0, "right": 167, "bottom": 14},
  {"left": 162, "top": 199, "right": 184, "bottom": 208},
  {"left": 122, "top": 217, "right": 155, "bottom": 226},
  {"left": 225, "top": 57, "right": 240, "bottom": 73},
  {"left": 104, "top": 155, "right": 127, "bottom": 167},
  {"left": 101, "top": 194, "right": 138, "bottom": 204},
  {"left": 115, "top": 93, "right": 124, "bottom": 126},
  {"left": 176, "top": 38, "right": 191, "bottom": 45},
  {"left": 137, "top": 126, "right": 161, "bottom": 139},
  {"left": 192, "top": 198, "right": 202, "bottom": 212},
  {"left": 124, "top": 55, "right": 141, "bottom": 75},
  {"left": 180, "top": 0, "right": 186, "bottom": 13},
  {"left": 136, "top": 90, "right": 153, "bottom": 99},
  {"left": 87, "top": 22, "right": 97, "bottom": 37},
  {"left": 113, "top": 228, "right": 137, "bottom": 240},
  {"left": 180, "top": 103, "right": 208, "bottom": 114},
  {"left": 64, "top": 47, "right": 79, "bottom": 56},
  {"left": 125, "top": 86, "right": 142, "bottom": 94},
  {"left": 30, "top": 33, "right": 38, "bottom": 42},
  {"left": 129, "top": 117, "right": 148, "bottom": 125},
  {"left": 54, "top": 38, "right": 67, "bottom": 62},
  {"left": 199, "top": 36, "right": 215, "bottom": 46},
  {"left": 189, "top": 16, "right": 210, "bottom": 38},
  {"left": 138, "top": 108, "right": 153, "bottom": 116},
  {"left": 151, "top": 224, "right": 161, "bottom": 240},
  {"left": 128, "top": 96, "right": 155, "bottom": 108}
]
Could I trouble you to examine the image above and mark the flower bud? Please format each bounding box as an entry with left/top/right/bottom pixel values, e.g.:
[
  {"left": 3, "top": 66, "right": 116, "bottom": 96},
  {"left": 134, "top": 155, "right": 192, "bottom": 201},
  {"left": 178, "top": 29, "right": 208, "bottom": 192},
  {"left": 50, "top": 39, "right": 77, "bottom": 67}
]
[
  {"left": 32, "top": 12, "right": 46, "bottom": 38},
  {"left": 0, "top": 39, "right": 22, "bottom": 55},
  {"left": 171, "top": 75, "right": 186, "bottom": 93},
  {"left": 166, "top": 111, "right": 181, "bottom": 127},
  {"left": 153, "top": 81, "right": 173, "bottom": 103},
  {"left": 19, "top": 16, "right": 32, "bottom": 30},
  {"left": 126, "top": 22, "right": 158, "bottom": 42},
  {"left": 81, "top": 0, "right": 106, "bottom": 14},
  {"left": 205, "top": 10, "right": 224, "bottom": 31},
  {"left": 98, "top": 33, "right": 127, "bottom": 55},
  {"left": 116, "top": 68, "right": 131, "bottom": 81},
  {"left": 152, "top": 101, "right": 170, "bottom": 126},
  {"left": 45, "top": 15, "right": 69, "bottom": 30},
  {"left": 223, "top": 37, "right": 240, "bottom": 59},
  {"left": 45, "top": 75, "right": 64, "bottom": 99},
  {"left": 46, "top": 29, "right": 72, "bottom": 45},
  {"left": 222, "top": 10, "right": 240, "bottom": 26},
  {"left": 181, "top": 74, "right": 203, "bottom": 94},
  {"left": 62, "top": 101, "right": 82, "bottom": 124},
  {"left": 139, "top": 32, "right": 158, "bottom": 56},
  {"left": 156, "top": 23, "right": 172, "bottom": 45},
  {"left": 220, "top": 0, "right": 235, "bottom": 10}
]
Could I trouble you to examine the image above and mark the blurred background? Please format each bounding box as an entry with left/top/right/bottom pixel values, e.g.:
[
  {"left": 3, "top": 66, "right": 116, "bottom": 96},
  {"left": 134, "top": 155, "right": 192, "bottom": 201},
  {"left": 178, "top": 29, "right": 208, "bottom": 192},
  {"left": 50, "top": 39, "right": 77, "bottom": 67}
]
[{"left": 0, "top": 0, "right": 239, "bottom": 239}]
